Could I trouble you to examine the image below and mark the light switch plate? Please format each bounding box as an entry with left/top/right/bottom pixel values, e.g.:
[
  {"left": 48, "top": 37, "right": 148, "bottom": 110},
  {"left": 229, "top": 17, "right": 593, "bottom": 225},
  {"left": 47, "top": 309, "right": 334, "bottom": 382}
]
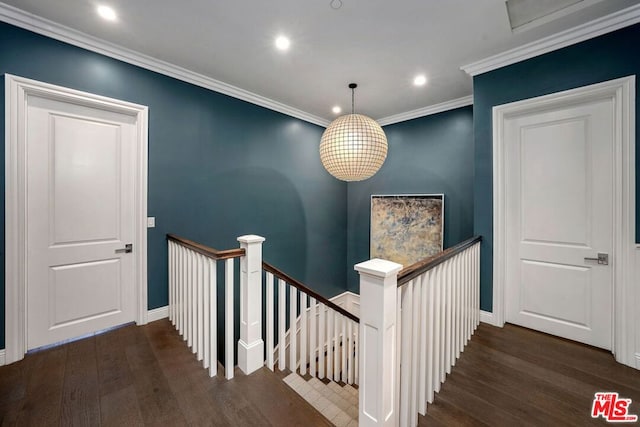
[{"left": 147, "top": 217, "right": 156, "bottom": 228}]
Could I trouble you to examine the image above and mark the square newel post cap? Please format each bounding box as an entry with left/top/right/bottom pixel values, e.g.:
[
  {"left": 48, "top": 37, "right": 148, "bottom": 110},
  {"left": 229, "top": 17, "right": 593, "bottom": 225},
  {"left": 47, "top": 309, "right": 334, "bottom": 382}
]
[
  {"left": 354, "top": 258, "right": 403, "bottom": 278},
  {"left": 237, "top": 235, "right": 266, "bottom": 244}
]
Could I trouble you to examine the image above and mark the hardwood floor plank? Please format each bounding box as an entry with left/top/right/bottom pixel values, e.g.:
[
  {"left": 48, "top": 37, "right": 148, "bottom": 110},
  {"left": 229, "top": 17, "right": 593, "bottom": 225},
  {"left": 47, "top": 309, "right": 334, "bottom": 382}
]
[
  {"left": 95, "top": 323, "right": 138, "bottom": 397},
  {"left": 124, "top": 327, "right": 189, "bottom": 426},
  {"left": 420, "top": 394, "right": 489, "bottom": 426},
  {"left": 13, "top": 346, "right": 67, "bottom": 426},
  {"left": 142, "top": 321, "right": 235, "bottom": 426},
  {"left": 435, "top": 370, "right": 535, "bottom": 427},
  {"left": 60, "top": 337, "right": 101, "bottom": 426},
  {"left": 100, "top": 385, "right": 144, "bottom": 427}
]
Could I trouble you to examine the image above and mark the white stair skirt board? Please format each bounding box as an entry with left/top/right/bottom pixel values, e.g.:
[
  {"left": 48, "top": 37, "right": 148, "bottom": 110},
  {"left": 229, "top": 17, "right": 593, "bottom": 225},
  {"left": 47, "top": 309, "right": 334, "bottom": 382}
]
[
  {"left": 147, "top": 306, "right": 169, "bottom": 323},
  {"left": 283, "top": 372, "right": 358, "bottom": 427}
]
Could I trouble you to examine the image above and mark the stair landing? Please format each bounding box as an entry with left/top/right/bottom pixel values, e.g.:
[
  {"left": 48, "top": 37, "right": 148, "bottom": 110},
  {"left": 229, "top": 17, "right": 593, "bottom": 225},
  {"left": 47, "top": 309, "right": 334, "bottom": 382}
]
[{"left": 283, "top": 373, "right": 358, "bottom": 427}]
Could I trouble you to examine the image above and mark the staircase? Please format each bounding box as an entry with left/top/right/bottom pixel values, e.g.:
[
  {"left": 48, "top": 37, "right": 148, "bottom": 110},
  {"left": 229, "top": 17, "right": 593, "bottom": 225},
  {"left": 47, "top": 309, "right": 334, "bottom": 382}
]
[
  {"left": 167, "top": 233, "right": 481, "bottom": 426},
  {"left": 284, "top": 372, "right": 358, "bottom": 427}
]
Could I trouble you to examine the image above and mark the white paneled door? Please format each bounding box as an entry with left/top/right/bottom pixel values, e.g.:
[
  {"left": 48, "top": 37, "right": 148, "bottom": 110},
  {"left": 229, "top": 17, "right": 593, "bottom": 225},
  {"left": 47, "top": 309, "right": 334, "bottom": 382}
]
[
  {"left": 25, "top": 91, "right": 138, "bottom": 350},
  {"left": 504, "top": 97, "right": 614, "bottom": 350}
]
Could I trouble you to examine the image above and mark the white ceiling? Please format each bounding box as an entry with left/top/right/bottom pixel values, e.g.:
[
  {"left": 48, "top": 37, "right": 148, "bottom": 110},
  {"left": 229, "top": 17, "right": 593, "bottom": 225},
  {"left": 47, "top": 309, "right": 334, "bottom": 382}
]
[{"left": 2, "top": 0, "right": 640, "bottom": 124}]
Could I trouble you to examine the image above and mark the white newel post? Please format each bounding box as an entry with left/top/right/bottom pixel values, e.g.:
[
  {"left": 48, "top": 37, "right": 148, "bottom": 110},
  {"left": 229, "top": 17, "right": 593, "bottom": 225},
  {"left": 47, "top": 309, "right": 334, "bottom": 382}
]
[
  {"left": 355, "top": 258, "right": 403, "bottom": 427},
  {"left": 237, "top": 234, "right": 266, "bottom": 375}
]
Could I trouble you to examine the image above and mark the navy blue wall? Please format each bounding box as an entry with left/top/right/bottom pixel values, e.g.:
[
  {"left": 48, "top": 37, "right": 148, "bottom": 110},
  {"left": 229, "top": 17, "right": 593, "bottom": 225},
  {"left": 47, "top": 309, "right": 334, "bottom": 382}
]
[
  {"left": 346, "top": 106, "right": 475, "bottom": 292},
  {"left": 474, "top": 23, "right": 640, "bottom": 312},
  {"left": 0, "top": 22, "right": 348, "bottom": 349}
]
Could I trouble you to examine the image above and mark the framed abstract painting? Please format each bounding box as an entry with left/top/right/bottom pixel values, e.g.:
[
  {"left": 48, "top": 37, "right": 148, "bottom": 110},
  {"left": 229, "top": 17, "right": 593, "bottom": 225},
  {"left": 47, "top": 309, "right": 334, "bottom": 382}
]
[{"left": 370, "top": 194, "right": 444, "bottom": 266}]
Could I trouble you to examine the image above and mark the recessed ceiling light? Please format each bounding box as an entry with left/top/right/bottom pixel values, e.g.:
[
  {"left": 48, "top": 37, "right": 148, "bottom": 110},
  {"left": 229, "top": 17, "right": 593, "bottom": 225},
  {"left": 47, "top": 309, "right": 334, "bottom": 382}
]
[
  {"left": 332, "top": 106, "right": 342, "bottom": 114},
  {"left": 275, "top": 36, "right": 290, "bottom": 51},
  {"left": 97, "top": 5, "right": 117, "bottom": 21},
  {"left": 413, "top": 74, "right": 428, "bottom": 86}
]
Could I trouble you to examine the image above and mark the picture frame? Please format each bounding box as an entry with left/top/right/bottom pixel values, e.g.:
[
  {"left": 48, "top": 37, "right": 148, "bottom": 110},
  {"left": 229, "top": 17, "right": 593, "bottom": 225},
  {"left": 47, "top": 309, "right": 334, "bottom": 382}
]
[{"left": 370, "top": 194, "right": 444, "bottom": 266}]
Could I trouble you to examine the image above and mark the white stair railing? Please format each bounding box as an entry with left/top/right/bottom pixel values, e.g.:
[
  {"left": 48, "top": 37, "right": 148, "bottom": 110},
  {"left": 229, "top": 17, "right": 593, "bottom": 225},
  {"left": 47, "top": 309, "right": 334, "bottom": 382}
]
[
  {"left": 263, "top": 262, "right": 360, "bottom": 386},
  {"left": 356, "top": 236, "right": 482, "bottom": 427},
  {"left": 167, "top": 234, "right": 265, "bottom": 380}
]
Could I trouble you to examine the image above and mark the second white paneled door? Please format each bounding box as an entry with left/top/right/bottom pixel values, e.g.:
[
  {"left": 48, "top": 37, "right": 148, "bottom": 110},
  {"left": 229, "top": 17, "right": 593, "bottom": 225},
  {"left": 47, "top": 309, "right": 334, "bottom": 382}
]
[
  {"left": 25, "top": 85, "right": 139, "bottom": 350},
  {"left": 504, "top": 95, "right": 614, "bottom": 350}
]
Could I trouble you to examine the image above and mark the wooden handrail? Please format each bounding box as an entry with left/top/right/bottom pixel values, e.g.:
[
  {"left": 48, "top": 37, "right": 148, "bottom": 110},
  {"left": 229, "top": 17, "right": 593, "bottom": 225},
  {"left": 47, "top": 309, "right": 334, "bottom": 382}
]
[
  {"left": 263, "top": 261, "right": 360, "bottom": 323},
  {"left": 397, "top": 235, "right": 482, "bottom": 287},
  {"left": 167, "top": 234, "right": 246, "bottom": 260}
]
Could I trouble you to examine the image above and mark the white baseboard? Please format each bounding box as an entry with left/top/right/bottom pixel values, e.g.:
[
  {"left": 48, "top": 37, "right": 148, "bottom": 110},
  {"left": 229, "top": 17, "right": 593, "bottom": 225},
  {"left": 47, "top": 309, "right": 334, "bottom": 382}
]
[
  {"left": 0, "top": 349, "right": 5, "bottom": 366},
  {"left": 635, "top": 353, "right": 640, "bottom": 370},
  {"left": 147, "top": 306, "right": 169, "bottom": 323},
  {"left": 480, "top": 310, "right": 500, "bottom": 327}
]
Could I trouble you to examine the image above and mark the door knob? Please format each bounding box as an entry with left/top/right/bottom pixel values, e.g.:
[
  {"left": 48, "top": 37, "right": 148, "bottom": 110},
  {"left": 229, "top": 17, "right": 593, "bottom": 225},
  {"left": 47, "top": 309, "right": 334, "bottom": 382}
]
[
  {"left": 584, "top": 253, "right": 608, "bottom": 265},
  {"left": 115, "top": 243, "right": 133, "bottom": 254}
]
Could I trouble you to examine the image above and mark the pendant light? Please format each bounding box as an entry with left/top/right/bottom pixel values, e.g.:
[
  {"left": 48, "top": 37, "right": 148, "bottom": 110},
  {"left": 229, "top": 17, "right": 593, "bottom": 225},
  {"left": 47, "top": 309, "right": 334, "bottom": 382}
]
[{"left": 319, "top": 83, "right": 388, "bottom": 181}]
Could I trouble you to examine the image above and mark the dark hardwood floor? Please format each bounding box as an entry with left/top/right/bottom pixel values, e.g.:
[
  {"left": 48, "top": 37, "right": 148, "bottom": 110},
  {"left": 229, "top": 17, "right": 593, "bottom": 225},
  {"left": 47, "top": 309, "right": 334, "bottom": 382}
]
[
  {"left": 0, "top": 319, "right": 331, "bottom": 426},
  {"left": 2, "top": 319, "right": 639, "bottom": 426},
  {"left": 420, "top": 323, "right": 640, "bottom": 426}
]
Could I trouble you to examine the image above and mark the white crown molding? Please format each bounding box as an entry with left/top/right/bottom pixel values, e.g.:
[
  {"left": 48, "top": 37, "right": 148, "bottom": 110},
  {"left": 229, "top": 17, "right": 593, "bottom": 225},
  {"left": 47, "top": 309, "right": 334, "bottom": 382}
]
[
  {"left": 377, "top": 95, "right": 473, "bottom": 127},
  {"left": 461, "top": 3, "right": 640, "bottom": 76},
  {"left": 0, "top": 2, "right": 330, "bottom": 127}
]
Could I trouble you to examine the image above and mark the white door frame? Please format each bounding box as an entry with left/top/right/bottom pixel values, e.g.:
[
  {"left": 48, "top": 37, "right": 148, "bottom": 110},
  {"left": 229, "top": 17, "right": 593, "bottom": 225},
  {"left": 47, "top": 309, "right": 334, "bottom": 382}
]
[
  {"left": 492, "top": 76, "right": 636, "bottom": 367},
  {"left": 5, "top": 74, "right": 149, "bottom": 364}
]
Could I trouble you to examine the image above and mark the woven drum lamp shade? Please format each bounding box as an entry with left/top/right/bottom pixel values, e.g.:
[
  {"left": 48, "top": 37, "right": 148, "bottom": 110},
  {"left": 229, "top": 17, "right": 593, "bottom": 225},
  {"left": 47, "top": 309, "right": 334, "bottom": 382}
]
[{"left": 319, "top": 113, "right": 388, "bottom": 182}]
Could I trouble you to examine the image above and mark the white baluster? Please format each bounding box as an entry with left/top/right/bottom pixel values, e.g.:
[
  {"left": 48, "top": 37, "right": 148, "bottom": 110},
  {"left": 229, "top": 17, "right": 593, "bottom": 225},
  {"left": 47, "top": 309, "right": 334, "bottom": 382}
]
[
  {"left": 168, "top": 242, "right": 173, "bottom": 324},
  {"left": 225, "top": 258, "right": 234, "bottom": 380},
  {"left": 418, "top": 273, "right": 428, "bottom": 415},
  {"left": 203, "top": 255, "right": 210, "bottom": 370},
  {"left": 467, "top": 249, "right": 472, "bottom": 341},
  {"left": 278, "top": 279, "right": 286, "bottom": 371},
  {"left": 354, "top": 319, "right": 359, "bottom": 385},
  {"left": 433, "top": 264, "right": 441, "bottom": 393},
  {"left": 471, "top": 242, "right": 480, "bottom": 329},
  {"left": 411, "top": 278, "right": 420, "bottom": 426},
  {"left": 426, "top": 267, "right": 435, "bottom": 404},
  {"left": 209, "top": 258, "right": 217, "bottom": 377},
  {"left": 456, "top": 253, "right": 463, "bottom": 359},
  {"left": 187, "top": 250, "right": 196, "bottom": 353},
  {"left": 333, "top": 312, "right": 340, "bottom": 382},
  {"left": 181, "top": 246, "right": 186, "bottom": 339},
  {"left": 300, "top": 292, "right": 307, "bottom": 375},
  {"left": 326, "top": 308, "right": 333, "bottom": 379},
  {"left": 266, "top": 272, "right": 275, "bottom": 371},
  {"left": 445, "top": 259, "right": 452, "bottom": 375},
  {"left": 289, "top": 285, "right": 297, "bottom": 372},
  {"left": 439, "top": 263, "right": 449, "bottom": 383},
  {"left": 196, "top": 254, "right": 204, "bottom": 361},
  {"left": 347, "top": 320, "right": 353, "bottom": 385},
  {"left": 399, "top": 283, "right": 413, "bottom": 427},
  {"left": 309, "top": 297, "right": 317, "bottom": 377},
  {"left": 318, "top": 303, "right": 325, "bottom": 379},
  {"left": 186, "top": 249, "right": 192, "bottom": 345},
  {"left": 396, "top": 286, "right": 401, "bottom": 422},
  {"left": 341, "top": 315, "right": 347, "bottom": 383}
]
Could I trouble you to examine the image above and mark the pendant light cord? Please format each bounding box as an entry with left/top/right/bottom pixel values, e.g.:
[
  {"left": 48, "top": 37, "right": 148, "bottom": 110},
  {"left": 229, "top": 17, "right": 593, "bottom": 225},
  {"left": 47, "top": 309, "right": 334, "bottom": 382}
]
[
  {"left": 351, "top": 87, "right": 355, "bottom": 114},
  {"left": 349, "top": 82, "right": 357, "bottom": 114}
]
